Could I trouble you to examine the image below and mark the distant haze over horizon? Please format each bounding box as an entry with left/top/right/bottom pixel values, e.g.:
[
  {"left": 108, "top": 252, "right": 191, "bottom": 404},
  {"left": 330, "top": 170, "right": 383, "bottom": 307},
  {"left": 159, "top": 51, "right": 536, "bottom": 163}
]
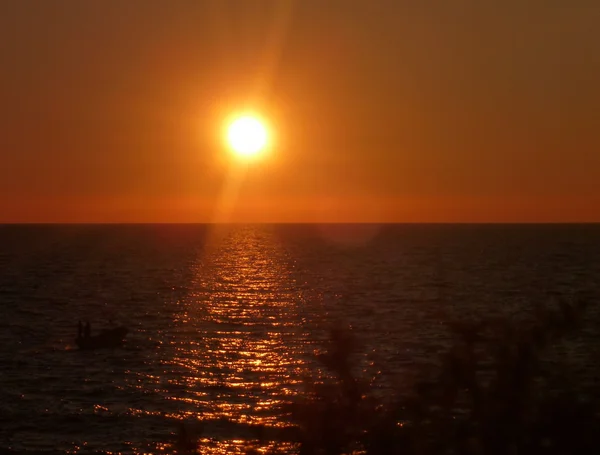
[
  {"left": 1, "top": 222, "right": 599, "bottom": 227},
  {"left": 1, "top": 1, "right": 599, "bottom": 223}
]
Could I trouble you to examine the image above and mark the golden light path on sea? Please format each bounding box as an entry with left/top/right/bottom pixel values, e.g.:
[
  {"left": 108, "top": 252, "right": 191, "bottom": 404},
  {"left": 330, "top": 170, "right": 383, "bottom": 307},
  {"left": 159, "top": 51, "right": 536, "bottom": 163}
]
[{"left": 129, "top": 226, "right": 310, "bottom": 454}]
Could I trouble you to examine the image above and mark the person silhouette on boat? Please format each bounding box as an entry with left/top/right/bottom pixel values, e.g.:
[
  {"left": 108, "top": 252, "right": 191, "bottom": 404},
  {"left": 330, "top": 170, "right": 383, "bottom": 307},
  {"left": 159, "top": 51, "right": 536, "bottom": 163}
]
[
  {"left": 78, "top": 320, "right": 83, "bottom": 339},
  {"left": 84, "top": 321, "right": 91, "bottom": 339}
]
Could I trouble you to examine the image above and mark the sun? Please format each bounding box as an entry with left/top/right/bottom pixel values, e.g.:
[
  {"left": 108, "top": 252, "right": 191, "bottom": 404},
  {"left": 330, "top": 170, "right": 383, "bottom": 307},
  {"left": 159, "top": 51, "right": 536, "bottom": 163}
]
[{"left": 226, "top": 115, "right": 268, "bottom": 158}]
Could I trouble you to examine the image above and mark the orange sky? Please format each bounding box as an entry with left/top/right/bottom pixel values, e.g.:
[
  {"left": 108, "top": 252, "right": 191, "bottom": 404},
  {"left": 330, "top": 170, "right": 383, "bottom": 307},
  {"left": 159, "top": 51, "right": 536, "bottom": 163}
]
[{"left": 1, "top": 1, "right": 599, "bottom": 223}]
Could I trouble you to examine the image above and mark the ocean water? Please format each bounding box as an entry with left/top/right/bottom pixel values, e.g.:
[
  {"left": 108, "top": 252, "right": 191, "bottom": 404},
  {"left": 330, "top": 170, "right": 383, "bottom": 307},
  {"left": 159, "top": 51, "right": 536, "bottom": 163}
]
[{"left": 1, "top": 223, "right": 599, "bottom": 454}]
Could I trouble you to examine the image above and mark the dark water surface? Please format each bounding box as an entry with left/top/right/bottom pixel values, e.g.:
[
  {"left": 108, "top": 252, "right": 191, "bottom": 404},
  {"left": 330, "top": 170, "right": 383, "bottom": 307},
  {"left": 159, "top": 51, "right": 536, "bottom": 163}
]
[{"left": 1, "top": 224, "right": 599, "bottom": 454}]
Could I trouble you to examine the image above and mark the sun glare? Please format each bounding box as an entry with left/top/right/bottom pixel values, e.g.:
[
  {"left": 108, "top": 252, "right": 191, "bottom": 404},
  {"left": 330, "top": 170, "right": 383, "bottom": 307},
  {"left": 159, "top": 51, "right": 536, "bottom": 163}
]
[{"left": 226, "top": 115, "right": 268, "bottom": 158}]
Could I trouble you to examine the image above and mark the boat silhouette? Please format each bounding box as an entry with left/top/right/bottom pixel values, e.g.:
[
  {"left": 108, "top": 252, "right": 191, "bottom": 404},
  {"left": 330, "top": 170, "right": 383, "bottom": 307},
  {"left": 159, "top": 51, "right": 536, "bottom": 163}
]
[{"left": 75, "top": 326, "right": 129, "bottom": 350}]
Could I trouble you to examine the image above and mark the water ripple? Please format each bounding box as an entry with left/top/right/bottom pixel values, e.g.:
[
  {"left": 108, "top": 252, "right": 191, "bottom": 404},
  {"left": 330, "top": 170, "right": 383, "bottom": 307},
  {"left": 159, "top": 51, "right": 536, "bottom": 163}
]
[{"left": 1, "top": 224, "right": 599, "bottom": 453}]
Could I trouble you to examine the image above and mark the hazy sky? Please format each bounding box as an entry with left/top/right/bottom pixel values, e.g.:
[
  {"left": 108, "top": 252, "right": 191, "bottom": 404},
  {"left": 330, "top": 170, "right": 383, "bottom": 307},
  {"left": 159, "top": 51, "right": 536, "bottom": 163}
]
[{"left": 1, "top": 0, "right": 599, "bottom": 222}]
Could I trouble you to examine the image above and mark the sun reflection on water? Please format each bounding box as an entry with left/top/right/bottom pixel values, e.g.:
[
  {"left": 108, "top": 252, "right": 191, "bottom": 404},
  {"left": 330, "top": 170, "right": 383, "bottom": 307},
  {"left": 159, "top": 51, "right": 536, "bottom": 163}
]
[{"left": 141, "top": 226, "right": 310, "bottom": 453}]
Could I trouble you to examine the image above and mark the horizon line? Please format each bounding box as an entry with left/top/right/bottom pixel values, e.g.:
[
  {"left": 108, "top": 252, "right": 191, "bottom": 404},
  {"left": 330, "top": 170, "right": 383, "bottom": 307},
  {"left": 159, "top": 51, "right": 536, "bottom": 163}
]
[{"left": 1, "top": 221, "right": 599, "bottom": 226}]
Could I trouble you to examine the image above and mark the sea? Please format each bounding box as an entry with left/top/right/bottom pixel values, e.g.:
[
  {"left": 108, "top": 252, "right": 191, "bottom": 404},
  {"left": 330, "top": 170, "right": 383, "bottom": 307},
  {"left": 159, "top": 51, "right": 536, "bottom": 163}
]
[{"left": 1, "top": 223, "right": 599, "bottom": 454}]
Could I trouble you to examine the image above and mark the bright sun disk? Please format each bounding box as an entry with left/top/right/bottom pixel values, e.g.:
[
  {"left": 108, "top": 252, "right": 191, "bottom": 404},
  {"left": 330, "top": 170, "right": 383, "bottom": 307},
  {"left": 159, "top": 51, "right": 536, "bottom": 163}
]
[{"left": 226, "top": 115, "right": 268, "bottom": 157}]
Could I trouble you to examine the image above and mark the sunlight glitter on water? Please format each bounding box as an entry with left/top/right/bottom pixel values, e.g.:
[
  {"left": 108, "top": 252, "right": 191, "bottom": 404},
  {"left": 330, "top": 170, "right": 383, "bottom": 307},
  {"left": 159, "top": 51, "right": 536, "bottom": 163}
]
[
  {"left": 139, "top": 226, "right": 310, "bottom": 453},
  {"left": 5, "top": 225, "right": 595, "bottom": 453}
]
